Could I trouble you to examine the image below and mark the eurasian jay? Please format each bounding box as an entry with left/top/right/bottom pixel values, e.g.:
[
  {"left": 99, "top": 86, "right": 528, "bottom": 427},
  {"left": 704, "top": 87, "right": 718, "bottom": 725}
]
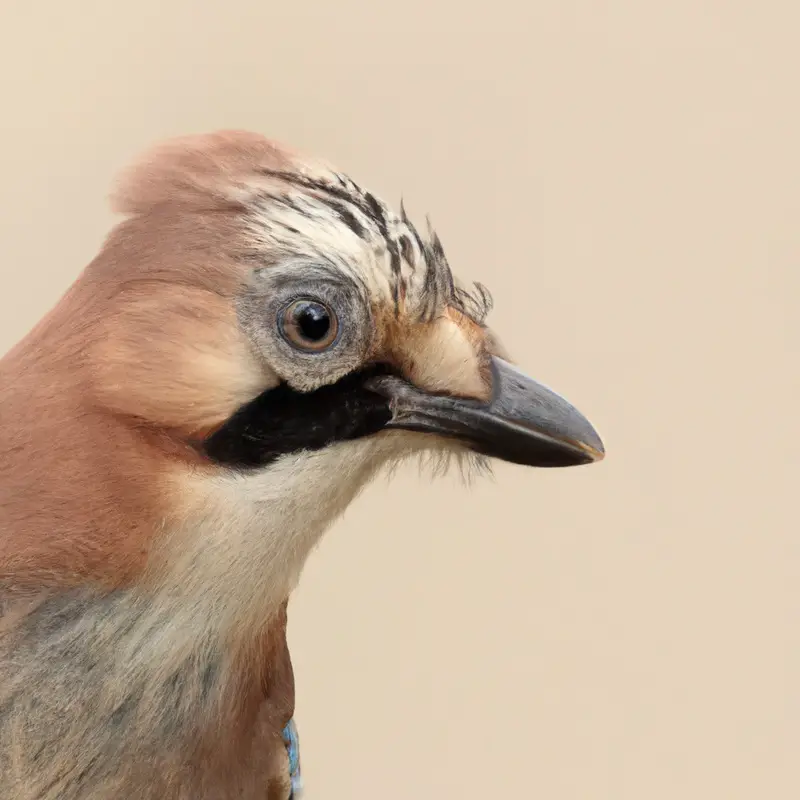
[{"left": 0, "top": 131, "right": 604, "bottom": 799}]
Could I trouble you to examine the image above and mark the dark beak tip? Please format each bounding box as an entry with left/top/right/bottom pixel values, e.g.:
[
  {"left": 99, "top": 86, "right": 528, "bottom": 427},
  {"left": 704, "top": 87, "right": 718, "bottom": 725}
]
[
  {"left": 580, "top": 428, "right": 606, "bottom": 463},
  {"left": 583, "top": 442, "right": 606, "bottom": 464}
]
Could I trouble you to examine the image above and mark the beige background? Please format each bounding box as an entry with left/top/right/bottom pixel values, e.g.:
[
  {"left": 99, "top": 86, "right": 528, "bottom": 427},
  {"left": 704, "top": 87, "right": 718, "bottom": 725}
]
[{"left": 1, "top": 1, "right": 798, "bottom": 797}]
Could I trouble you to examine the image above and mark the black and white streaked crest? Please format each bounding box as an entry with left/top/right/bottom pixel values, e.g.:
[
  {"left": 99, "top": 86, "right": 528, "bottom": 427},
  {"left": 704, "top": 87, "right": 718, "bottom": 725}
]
[{"left": 242, "top": 167, "right": 493, "bottom": 326}]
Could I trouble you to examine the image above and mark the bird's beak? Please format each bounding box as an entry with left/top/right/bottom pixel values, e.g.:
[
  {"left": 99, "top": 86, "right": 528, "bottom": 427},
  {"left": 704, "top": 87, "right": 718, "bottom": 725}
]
[{"left": 365, "top": 356, "right": 605, "bottom": 468}]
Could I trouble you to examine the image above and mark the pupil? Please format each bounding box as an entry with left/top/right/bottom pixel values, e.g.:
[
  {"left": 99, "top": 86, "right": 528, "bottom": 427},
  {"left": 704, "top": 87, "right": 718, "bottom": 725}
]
[{"left": 296, "top": 303, "right": 330, "bottom": 341}]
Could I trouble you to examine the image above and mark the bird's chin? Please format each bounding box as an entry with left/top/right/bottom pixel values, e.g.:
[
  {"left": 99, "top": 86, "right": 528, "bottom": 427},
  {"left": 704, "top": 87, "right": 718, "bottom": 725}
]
[
  {"left": 367, "top": 427, "right": 494, "bottom": 482},
  {"left": 362, "top": 356, "right": 605, "bottom": 469}
]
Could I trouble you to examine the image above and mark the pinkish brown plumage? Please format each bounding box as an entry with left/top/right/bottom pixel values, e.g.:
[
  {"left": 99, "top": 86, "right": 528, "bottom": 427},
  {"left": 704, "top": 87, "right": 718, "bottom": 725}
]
[{"left": 0, "top": 131, "right": 603, "bottom": 798}]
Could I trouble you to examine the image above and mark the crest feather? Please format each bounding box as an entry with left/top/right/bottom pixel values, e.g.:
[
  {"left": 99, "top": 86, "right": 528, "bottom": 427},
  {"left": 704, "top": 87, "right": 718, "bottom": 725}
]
[{"left": 110, "top": 130, "right": 297, "bottom": 215}]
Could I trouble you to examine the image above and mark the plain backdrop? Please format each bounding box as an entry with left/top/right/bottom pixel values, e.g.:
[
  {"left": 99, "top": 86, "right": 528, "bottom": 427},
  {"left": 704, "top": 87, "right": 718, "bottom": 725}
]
[{"left": 1, "top": 2, "right": 798, "bottom": 798}]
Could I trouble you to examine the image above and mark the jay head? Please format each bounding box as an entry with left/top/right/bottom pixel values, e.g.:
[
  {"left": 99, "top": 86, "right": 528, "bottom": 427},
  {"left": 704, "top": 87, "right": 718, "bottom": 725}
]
[{"left": 0, "top": 131, "right": 604, "bottom": 798}]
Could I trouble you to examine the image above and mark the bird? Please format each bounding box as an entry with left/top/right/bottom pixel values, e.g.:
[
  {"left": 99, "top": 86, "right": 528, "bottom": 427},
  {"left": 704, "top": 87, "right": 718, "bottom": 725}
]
[{"left": 0, "top": 130, "right": 604, "bottom": 799}]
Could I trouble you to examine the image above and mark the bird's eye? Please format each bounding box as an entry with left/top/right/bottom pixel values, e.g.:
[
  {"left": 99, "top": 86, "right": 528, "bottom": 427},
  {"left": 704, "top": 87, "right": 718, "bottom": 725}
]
[{"left": 280, "top": 299, "right": 339, "bottom": 352}]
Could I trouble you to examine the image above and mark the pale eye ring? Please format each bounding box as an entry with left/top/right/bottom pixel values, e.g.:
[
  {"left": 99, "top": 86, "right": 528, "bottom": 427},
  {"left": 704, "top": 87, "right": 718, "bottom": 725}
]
[{"left": 279, "top": 299, "right": 339, "bottom": 352}]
